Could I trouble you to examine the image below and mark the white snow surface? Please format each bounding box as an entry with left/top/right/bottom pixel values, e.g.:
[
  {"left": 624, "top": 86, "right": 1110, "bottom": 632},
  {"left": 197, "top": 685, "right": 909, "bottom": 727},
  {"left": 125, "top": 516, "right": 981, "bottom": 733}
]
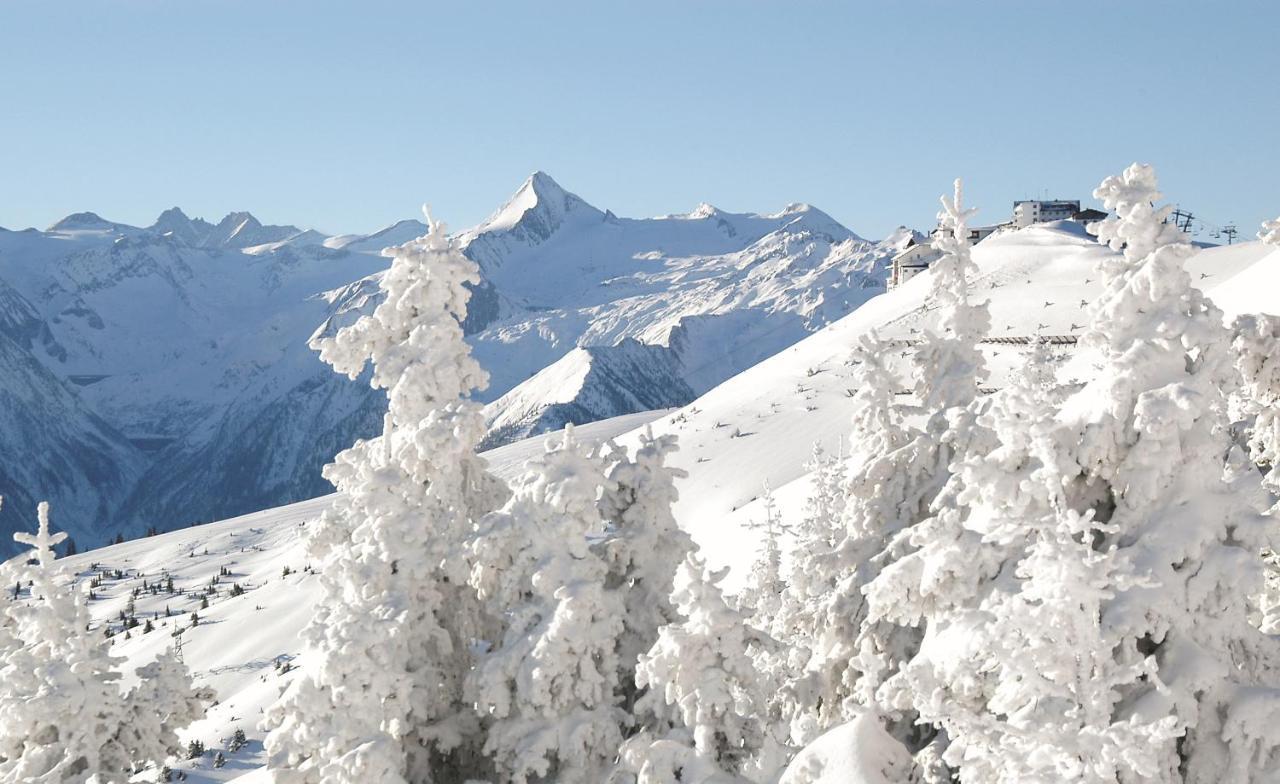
[{"left": 778, "top": 714, "right": 914, "bottom": 784}]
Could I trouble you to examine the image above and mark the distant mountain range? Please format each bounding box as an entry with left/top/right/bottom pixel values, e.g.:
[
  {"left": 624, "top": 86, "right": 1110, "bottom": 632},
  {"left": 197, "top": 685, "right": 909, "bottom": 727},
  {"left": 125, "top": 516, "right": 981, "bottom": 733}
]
[{"left": 0, "top": 172, "right": 908, "bottom": 553}]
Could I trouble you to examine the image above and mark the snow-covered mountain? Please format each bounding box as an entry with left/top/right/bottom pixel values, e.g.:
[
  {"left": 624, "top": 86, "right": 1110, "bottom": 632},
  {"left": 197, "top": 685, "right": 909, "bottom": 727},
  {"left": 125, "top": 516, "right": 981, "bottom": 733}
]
[
  {"left": 50, "top": 228, "right": 1280, "bottom": 783},
  {"left": 0, "top": 173, "right": 901, "bottom": 553}
]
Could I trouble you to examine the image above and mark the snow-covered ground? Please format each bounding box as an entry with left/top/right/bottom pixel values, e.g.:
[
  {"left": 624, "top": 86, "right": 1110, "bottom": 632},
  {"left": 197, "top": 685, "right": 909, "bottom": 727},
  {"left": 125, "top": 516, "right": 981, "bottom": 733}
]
[{"left": 50, "top": 224, "right": 1280, "bottom": 781}]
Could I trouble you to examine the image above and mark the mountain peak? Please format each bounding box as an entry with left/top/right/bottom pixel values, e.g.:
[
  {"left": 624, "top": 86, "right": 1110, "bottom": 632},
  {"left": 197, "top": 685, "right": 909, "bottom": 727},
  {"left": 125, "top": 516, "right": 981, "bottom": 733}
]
[
  {"left": 477, "top": 171, "right": 602, "bottom": 241},
  {"left": 525, "top": 170, "right": 566, "bottom": 199},
  {"left": 48, "top": 212, "right": 120, "bottom": 232},
  {"left": 150, "top": 207, "right": 198, "bottom": 233},
  {"left": 156, "top": 206, "right": 189, "bottom": 222},
  {"left": 218, "top": 211, "right": 261, "bottom": 230}
]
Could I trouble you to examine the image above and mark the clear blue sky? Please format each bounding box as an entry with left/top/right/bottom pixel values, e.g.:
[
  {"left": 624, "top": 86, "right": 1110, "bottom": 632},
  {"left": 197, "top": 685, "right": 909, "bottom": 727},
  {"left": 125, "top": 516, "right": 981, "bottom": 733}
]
[{"left": 2, "top": 1, "right": 1276, "bottom": 240}]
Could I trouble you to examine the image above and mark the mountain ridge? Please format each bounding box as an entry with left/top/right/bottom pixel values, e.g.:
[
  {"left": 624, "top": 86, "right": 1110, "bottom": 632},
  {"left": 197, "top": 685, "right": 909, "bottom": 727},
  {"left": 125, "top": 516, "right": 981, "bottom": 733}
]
[{"left": 0, "top": 172, "right": 898, "bottom": 552}]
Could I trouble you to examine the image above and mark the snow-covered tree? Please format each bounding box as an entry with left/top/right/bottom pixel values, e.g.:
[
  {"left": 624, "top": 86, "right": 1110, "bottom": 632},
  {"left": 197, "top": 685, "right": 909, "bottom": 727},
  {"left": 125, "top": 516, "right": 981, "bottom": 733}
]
[
  {"left": 911, "top": 179, "right": 990, "bottom": 434},
  {"left": 874, "top": 334, "right": 1180, "bottom": 781},
  {"left": 929, "top": 509, "right": 1181, "bottom": 783},
  {"left": 768, "top": 331, "right": 917, "bottom": 743},
  {"left": 1050, "top": 163, "right": 1280, "bottom": 781},
  {"left": 857, "top": 181, "right": 992, "bottom": 749},
  {"left": 1230, "top": 313, "right": 1280, "bottom": 635},
  {"left": 263, "top": 212, "right": 508, "bottom": 784},
  {"left": 1232, "top": 313, "right": 1280, "bottom": 501},
  {"left": 0, "top": 500, "right": 209, "bottom": 783},
  {"left": 468, "top": 425, "right": 625, "bottom": 784},
  {"left": 120, "top": 652, "right": 214, "bottom": 776},
  {"left": 623, "top": 553, "right": 786, "bottom": 783},
  {"left": 597, "top": 427, "right": 696, "bottom": 719},
  {"left": 1259, "top": 216, "right": 1280, "bottom": 246},
  {"left": 737, "top": 485, "right": 786, "bottom": 628}
]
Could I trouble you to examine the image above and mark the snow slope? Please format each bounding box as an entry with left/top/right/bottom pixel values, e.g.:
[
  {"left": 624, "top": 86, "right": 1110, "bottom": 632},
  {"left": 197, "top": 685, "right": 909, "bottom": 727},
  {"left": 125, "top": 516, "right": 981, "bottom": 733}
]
[{"left": 47, "top": 226, "right": 1280, "bottom": 782}]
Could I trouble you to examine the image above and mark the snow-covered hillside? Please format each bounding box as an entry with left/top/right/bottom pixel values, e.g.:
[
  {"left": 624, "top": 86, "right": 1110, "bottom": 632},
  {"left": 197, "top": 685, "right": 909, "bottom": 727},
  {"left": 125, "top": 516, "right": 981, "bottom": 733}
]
[
  {"left": 51, "top": 225, "right": 1280, "bottom": 782},
  {"left": 0, "top": 174, "right": 899, "bottom": 553}
]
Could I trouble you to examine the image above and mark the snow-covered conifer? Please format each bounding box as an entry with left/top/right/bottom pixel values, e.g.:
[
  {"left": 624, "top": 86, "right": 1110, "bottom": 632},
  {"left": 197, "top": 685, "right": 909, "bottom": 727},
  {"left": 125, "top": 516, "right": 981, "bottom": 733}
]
[
  {"left": 857, "top": 182, "right": 992, "bottom": 749},
  {"left": 468, "top": 425, "right": 625, "bottom": 784},
  {"left": 624, "top": 553, "right": 785, "bottom": 783},
  {"left": 120, "top": 653, "right": 214, "bottom": 776},
  {"left": 263, "top": 212, "right": 508, "bottom": 784},
  {"left": 879, "top": 335, "right": 1181, "bottom": 781},
  {"left": 1232, "top": 313, "right": 1280, "bottom": 500},
  {"left": 1048, "top": 164, "right": 1280, "bottom": 781},
  {"left": 596, "top": 427, "right": 695, "bottom": 718},
  {"left": 911, "top": 179, "right": 990, "bottom": 431},
  {"left": 737, "top": 485, "right": 785, "bottom": 628},
  {"left": 772, "top": 331, "right": 918, "bottom": 742},
  {"left": 1259, "top": 216, "right": 1280, "bottom": 246},
  {"left": 0, "top": 501, "right": 209, "bottom": 783}
]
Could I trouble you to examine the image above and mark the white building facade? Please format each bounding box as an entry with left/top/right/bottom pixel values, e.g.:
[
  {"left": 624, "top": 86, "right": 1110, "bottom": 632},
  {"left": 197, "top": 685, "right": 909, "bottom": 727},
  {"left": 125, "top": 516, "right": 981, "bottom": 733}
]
[{"left": 1012, "top": 199, "right": 1082, "bottom": 227}]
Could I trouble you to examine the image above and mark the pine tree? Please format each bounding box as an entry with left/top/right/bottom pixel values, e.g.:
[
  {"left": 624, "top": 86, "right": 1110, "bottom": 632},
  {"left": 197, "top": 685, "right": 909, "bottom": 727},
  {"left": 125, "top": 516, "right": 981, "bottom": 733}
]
[
  {"left": 596, "top": 427, "right": 696, "bottom": 720},
  {"left": 622, "top": 554, "right": 785, "bottom": 783},
  {"left": 1055, "top": 164, "right": 1280, "bottom": 781},
  {"left": 856, "top": 181, "right": 992, "bottom": 756},
  {"left": 120, "top": 653, "right": 214, "bottom": 773},
  {"left": 468, "top": 426, "right": 625, "bottom": 784},
  {"left": 737, "top": 485, "right": 785, "bottom": 627},
  {"left": 775, "top": 331, "right": 922, "bottom": 744},
  {"left": 882, "top": 337, "right": 1178, "bottom": 781},
  {"left": 263, "top": 212, "right": 508, "bottom": 784},
  {"left": 0, "top": 500, "right": 210, "bottom": 782},
  {"left": 1232, "top": 313, "right": 1280, "bottom": 501},
  {"left": 1259, "top": 216, "right": 1280, "bottom": 246}
]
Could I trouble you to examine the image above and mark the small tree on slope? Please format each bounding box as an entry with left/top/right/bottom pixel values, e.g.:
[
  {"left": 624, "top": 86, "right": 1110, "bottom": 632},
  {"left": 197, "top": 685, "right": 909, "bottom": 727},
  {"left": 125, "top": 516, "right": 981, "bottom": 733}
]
[
  {"left": 1054, "top": 163, "right": 1280, "bottom": 781},
  {"left": 468, "top": 425, "right": 625, "bottom": 784},
  {"left": 0, "top": 500, "right": 209, "bottom": 782},
  {"left": 263, "top": 213, "right": 508, "bottom": 784}
]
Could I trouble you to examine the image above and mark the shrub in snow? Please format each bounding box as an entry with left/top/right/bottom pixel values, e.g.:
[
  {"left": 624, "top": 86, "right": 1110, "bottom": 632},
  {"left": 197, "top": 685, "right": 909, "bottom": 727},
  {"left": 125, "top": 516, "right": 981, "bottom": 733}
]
[
  {"left": 262, "top": 213, "right": 509, "bottom": 784},
  {"left": 0, "top": 500, "right": 210, "bottom": 783},
  {"left": 467, "top": 425, "right": 625, "bottom": 784}
]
